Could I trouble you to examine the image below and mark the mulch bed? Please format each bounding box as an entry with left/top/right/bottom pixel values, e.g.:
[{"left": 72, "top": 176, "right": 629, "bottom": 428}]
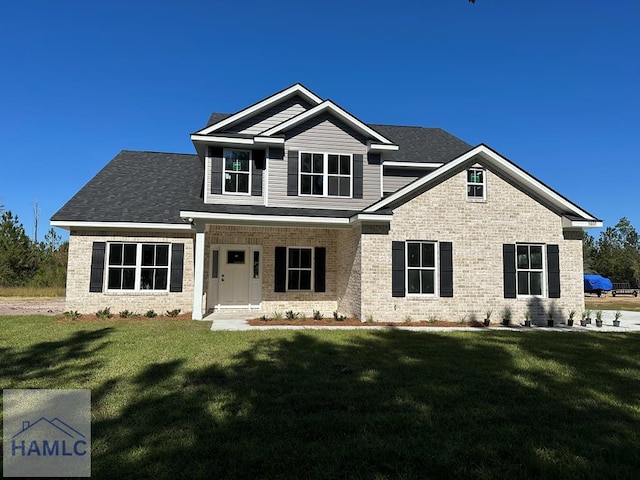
[
  {"left": 55, "top": 313, "right": 192, "bottom": 323},
  {"left": 246, "top": 318, "right": 490, "bottom": 328}
]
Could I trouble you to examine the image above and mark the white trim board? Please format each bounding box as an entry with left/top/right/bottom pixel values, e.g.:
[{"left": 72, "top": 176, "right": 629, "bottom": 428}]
[
  {"left": 195, "top": 84, "right": 322, "bottom": 135},
  {"left": 50, "top": 221, "right": 193, "bottom": 231},
  {"left": 365, "top": 144, "right": 600, "bottom": 223}
]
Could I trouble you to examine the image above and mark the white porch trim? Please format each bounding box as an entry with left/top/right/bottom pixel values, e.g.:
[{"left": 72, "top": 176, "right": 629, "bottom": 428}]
[{"left": 192, "top": 223, "right": 206, "bottom": 320}]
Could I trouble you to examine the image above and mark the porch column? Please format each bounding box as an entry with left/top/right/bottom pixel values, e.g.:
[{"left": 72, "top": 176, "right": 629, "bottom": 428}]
[{"left": 192, "top": 223, "right": 206, "bottom": 320}]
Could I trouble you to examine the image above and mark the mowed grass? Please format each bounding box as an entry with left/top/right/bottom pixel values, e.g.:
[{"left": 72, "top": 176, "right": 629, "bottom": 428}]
[
  {"left": 0, "top": 286, "right": 65, "bottom": 297},
  {"left": 1, "top": 317, "right": 639, "bottom": 479}
]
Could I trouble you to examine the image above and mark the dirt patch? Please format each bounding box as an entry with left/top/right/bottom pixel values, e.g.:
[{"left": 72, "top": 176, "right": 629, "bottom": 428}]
[
  {"left": 0, "top": 297, "right": 65, "bottom": 316},
  {"left": 247, "top": 318, "right": 489, "bottom": 328}
]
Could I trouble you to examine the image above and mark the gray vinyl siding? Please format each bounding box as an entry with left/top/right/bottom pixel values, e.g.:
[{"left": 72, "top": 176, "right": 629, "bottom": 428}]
[
  {"left": 383, "top": 167, "right": 436, "bottom": 194},
  {"left": 268, "top": 114, "right": 382, "bottom": 210},
  {"left": 227, "top": 96, "right": 314, "bottom": 135},
  {"left": 204, "top": 156, "right": 265, "bottom": 206}
]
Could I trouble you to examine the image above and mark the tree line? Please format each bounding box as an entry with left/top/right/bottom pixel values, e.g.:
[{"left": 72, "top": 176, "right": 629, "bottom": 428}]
[
  {"left": 0, "top": 206, "right": 68, "bottom": 288},
  {"left": 584, "top": 217, "right": 640, "bottom": 288}
]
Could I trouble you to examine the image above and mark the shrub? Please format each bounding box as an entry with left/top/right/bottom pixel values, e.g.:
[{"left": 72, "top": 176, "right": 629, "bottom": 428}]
[
  {"left": 333, "top": 311, "right": 347, "bottom": 321},
  {"left": 119, "top": 310, "right": 133, "bottom": 318},
  {"left": 63, "top": 310, "right": 80, "bottom": 320},
  {"left": 285, "top": 310, "right": 299, "bottom": 320},
  {"left": 95, "top": 307, "right": 112, "bottom": 320},
  {"left": 312, "top": 310, "right": 323, "bottom": 321},
  {"left": 145, "top": 310, "right": 158, "bottom": 318},
  {"left": 260, "top": 314, "right": 269, "bottom": 322},
  {"left": 365, "top": 315, "right": 374, "bottom": 323},
  {"left": 273, "top": 311, "right": 283, "bottom": 321},
  {"left": 404, "top": 315, "right": 413, "bottom": 323},
  {"left": 165, "top": 309, "right": 181, "bottom": 317},
  {"left": 428, "top": 315, "right": 437, "bottom": 324}
]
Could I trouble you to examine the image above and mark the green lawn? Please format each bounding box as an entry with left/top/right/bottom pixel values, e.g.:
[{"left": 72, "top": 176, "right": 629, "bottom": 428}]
[{"left": 1, "top": 316, "right": 639, "bottom": 479}]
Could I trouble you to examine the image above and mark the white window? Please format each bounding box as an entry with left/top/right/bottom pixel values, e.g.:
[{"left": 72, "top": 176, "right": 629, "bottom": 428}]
[
  {"left": 300, "top": 152, "right": 352, "bottom": 197},
  {"left": 223, "top": 149, "right": 251, "bottom": 194},
  {"left": 517, "top": 244, "right": 544, "bottom": 296},
  {"left": 406, "top": 241, "right": 437, "bottom": 295},
  {"left": 467, "top": 168, "right": 485, "bottom": 200},
  {"left": 287, "top": 247, "right": 313, "bottom": 291},
  {"left": 107, "top": 243, "right": 170, "bottom": 291}
]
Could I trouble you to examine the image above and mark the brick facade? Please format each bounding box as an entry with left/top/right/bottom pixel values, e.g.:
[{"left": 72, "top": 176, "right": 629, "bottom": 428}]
[
  {"left": 360, "top": 167, "right": 584, "bottom": 323},
  {"left": 65, "top": 230, "right": 194, "bottom": 314}
]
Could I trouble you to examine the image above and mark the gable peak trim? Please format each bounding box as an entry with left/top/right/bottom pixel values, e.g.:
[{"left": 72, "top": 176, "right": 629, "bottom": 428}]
[{"left": 195, "top": 83, "right": 323, "bottom": 135}]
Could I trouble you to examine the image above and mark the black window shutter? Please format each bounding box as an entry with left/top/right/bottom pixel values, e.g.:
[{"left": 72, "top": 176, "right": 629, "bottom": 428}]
[
  {"left": 547, "top": 244, "right": 561, "bottom": 298},
  {"left": 287, "top": 150, "right": 298, "bottom": 196},
  {"left": 368, "top": 153, "right": 381, "bottom": 165},
  {"left": 170, "top": 243, "right": 184, "bottom": 292},
  {"left": 210, "top": 146, "right": 223, "bottom": 195},
  {"left": 392, "top": 241, "right": 406, "bottom": 297},
  {"left": 314, "top": 247, "right": 326, "bottom": 292},
  {"left": 439, "top": 242, "right": 453, "bottom": 297},
  {"left": 503, "top": 244, "right": 517, "bottom": 298},
  {"left": 89, "top": 242, "right": 106, "bottom": 292},
  {"left": 274, "top": 246, "right": 287, "bottom": 292},
  {"left": 251, "top": 149, "right": 265, "bottom": 196},
  {"left": 353, "top": 154, "right": 364, "bottom": 199}
]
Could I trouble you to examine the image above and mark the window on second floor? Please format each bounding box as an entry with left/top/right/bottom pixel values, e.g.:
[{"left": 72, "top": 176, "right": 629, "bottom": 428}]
[
  {"left": 223, "top": 149, "right": 251, "bottom": 194},
  {"left": 467, "top": 167, "right": 485, "bottom": 200},
  {"left": 300, "top": 152, "right": 352, "bottom": 197}
]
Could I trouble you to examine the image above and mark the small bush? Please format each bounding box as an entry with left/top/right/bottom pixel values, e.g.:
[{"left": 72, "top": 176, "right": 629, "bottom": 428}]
[
  {"left": 312, "top": 310, "right": 323, "bottom": 321},
  {"left": 95, "top": 307, "right": 112, "bottom": 320},
  {"left": 145, "top": 310, "right": 158, "bottom": 318},
  {"left": 273, "top": 311, "right": 283, "bottom": 320},
  {"left": 285, "top": 310, "right": 299, "bottom": 320},
  {"left": 119, "top": 310, "right": 134, "bottom": 318},
  {"left": 404, "top": 315, "right": 413, "bottom": 323},
  {"left": 428, "top": 315, "right": 437, "bottom": 324},
  {"left": 333, "top": 311, "right": 347, "bottom": 321},
  {"left": 458, "top": 314, "right": 467, "bottom": 324},
  {"left": 63, "top": 310, "right": 80, "bottom": 320},
  {"left": 260, "top": 314, "right": 269, "bottom": 322},
  {"left": 165, "top": 309, "right": 181, "bottom": 317},
  {"left": 366, "top": 315, "right": 374, "bottom": 323}
]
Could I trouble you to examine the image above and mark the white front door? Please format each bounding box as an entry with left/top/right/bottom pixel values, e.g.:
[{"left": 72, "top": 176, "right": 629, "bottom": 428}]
[{"left": 219, "top": 247, "right": 250, "bottom": 305}]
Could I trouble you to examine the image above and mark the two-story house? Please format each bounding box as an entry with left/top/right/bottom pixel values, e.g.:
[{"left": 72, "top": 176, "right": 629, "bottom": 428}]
[{"left": 51, "top": 84, "right": 602, "bottom": 322}]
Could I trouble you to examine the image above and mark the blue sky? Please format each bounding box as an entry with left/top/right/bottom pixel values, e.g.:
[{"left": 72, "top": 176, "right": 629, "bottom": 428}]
[{"left": 1, "top": 0, "right": 638, "bottom": 240}]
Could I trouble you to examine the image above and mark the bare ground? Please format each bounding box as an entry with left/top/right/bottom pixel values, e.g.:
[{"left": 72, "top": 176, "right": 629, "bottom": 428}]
[{"left": 0, "top": 297, "right": 65, "bottom": 316}]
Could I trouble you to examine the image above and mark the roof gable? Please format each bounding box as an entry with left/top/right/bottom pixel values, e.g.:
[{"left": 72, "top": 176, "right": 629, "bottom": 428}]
[
  {"left": 195, "top": 83, "right": 322, "bottom": 135},
  {"left": 260, "top": 100, "right": 396, "bottom": 145},
  {"left": 365, "top": 144, "right": 602, "bottom": 225}
]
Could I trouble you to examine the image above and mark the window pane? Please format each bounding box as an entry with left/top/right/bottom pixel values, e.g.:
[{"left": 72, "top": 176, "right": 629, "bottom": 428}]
[
  {"left": 328, "top": 155, "right": 338, "bottom": 174},
  {"left": 211, "top": 250, "right": 219, "bottom": 278},
  {"left": 517, "top": 246, "right": 529, "bottom": 269},
  {"left": 299, "top": 270, "right": 312, "bottom": 290},
  {"left": 312, "top": 175, "right": 323, "bottom": 195},
  {"left": 408, "top": 270, "right": 421, "bottom": 294},
  {"left": 340, "top": 155, "right": 350, "bottom": 175},
  {"left": 407, "top": 243, "right": 420, "bottom": 267},
  {"left": 156, "top": 245, "right": 169, "bottom": 266},
  {"left": 140, "top": 269, "right": 154, "bottom": 289},
  {"left": 421, "top": 270, "right": 435, "bottom": 294},
  {"left": 530, "top": 272, "right": 542, "bottom": 295},
  {"left": 141, "top": 245, "right": 154, "bottom": 266},
  {"left": 109, "top": 244, "right": 122, "bottom": 266},
  {"left": 300, "top": 248, "right": 312, "bottom": 268},
  {"left": 237, "top": 150, "right": 250, "bottom": 162},
  {"left": 518, "top": 271, "right": 529, "bottom": 295},
  {"left": 422, "top": 243, "right": 435, "bottom": 268},
  {"left": 301, "top": 153, "right": 311, "bottom": 173},
  {"left": 339, "top": 177, "right": 350, "bottom": 196},
  {"left": 155, "top": 269, "right": 168, "bottom": 290},
  {"left": 288, "top": 270, "right": 299, "bottom": 290},
  {"left": 122, "top": 268, "right": 135, "bottom": 289},
  {"left": 289, "top": 249, "right": 300, "bottom": 268},
  {"left": 468, "top": 185, "right": 483, "bottom": 197},
  {"left": 328, "top": 176, "right": 338, "bottom": 196},
  {"left": 301, "top": 175, "right": 311, "bottom": 194},
  {"left": 238, "top": 158, "right": 249, "bottom": 172},
  {"left": 108, "top": 268, "right": 121, "bottom": 289},
  {"left": 225, "top": 173, "right": 236, "bottom": 192},
  {"left": 224, "top": 157, "right": 235, "bottom": 170},
  {"left": 237, "top": 173, "right": 249, "bottom": 193},
  {"left": 530, "top": 246, "right": 543, "bottom": 269},
  {"left": 123, "top": 244, "right": 137, "bottom": 265},
  {"left": 253, "top": 251, "right": 260, "bottom": 279},
  {"left": 313, "top": 154, "right": 323, "bottom": 173},
  {"left": 227, "top": 251, "right": 245, "bottom": 264}
]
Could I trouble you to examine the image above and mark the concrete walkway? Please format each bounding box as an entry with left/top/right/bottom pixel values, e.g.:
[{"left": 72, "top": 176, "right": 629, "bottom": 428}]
[{"left": 207, "top": 309, "right": 640, "bottom": 333}]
